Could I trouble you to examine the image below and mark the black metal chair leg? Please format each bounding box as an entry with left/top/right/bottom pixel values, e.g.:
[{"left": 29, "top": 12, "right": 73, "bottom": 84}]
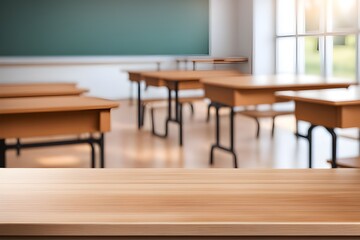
[
  {"left": 209, "top": 103, "right": 237, "bottom": 168},
  {"left": 271, "top": 117, "right": 276, "bottom": 138},
  {"left": 99, "top": 134, "right": 105, "bottom": 168},
  {"left": 141, "top": 104, "right": 146, "bottom": 127},
  {"left": 255, "top": 118, "right": 260, "bottom": 139},
  {"left": 0, "top": 139, "right": 6, "bottom": 168},
  {"left": 307, "top": 125, "right": 317, "bottom": 169},
  {"left": 89, "top": 142, "right": 96, "bottom": 168},
  {"left": 210, "top": 104, "right": 220, "bottom": 165},
  {"left": 189, "top": 103, "right": 195, "bottom": 116},
  {"left": 326, "top": 128, "right": 338, "bottom": 168},
  {"left": 179, "top": 103, "right": 183, "bottom": 146},
  {"left": 207, "top": 103, "right": 212, "bottom": 122},
  {"left": 229, "top": 108, "right": 238, "bottom": 168},
  {"left": 16, "top": 138, "right": 21, "bottom": 156},
  {"left": 137, "top": 82, "right": 142, "bottom": 129}
]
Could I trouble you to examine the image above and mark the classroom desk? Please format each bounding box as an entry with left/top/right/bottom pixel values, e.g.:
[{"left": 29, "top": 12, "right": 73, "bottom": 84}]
[
  {"left": 276, "top": 86, "right": 360, "bottom": 168},
  {"left": 201, "top": 75, "right": 354, "bottom": 168},
  {"left": 128, "top": 70, "right": 167, "bottom": 129},
  {"left": 0, "top": 83, "right": 89, "bottom": 156},
  {"left": 0, "top": 96, "right": 118, "bottom": 168},
  {"left": 175, "top": 57, "right": 249, "bottom": 70},
  {"left": 0, "top": 83, "right": 88, "bottom": 98},
  {"left": 190, "top": 57, "right": 249, "bottom": 70},
  {"left": 141, "top": 70, "right": 245, "bottom": 146},
  {"left": 1, "top": 168, "right": 360, "bottom": 239}
]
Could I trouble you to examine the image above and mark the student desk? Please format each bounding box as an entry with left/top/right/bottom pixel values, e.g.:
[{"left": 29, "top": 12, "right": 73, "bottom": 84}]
[
  {"left": 0, "top": 96, "right": 118, "bottom": 168},
  {"left": 175, "top": 57, "right": 249, "bottom": 70},
  {"left": 276, "top": 86, "right": 360, "bottom": 168},
  {"left": 0, "top": 83, "right": 88, "bottom": 156},
  {"left": 0, "top": 83, "right": 88, "bottom": 98},
  {"left": 127, "top": 70, "right": 166, "bottom": 129},
  {"left": 201, "top": 75, "right": 353, "bottom": 168},
  {"left": 141, "top": 70, "right": 245, "bottom": 146},
  {"left": 190, "top": 57, "right": 249, "bottom": 70},
  {"left": 1, "top": 168, "right": 360, "bottom": 239}
]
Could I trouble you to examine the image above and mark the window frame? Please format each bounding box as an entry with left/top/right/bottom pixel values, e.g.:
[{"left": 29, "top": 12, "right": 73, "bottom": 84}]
[{"left": 275, "top": 0, "right": 360, "bottom": 81}]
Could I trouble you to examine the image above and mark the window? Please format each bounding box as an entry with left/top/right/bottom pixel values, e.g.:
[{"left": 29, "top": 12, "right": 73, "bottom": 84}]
[{"left": 276, "top": 0, "right": 359, "bottom": 80}]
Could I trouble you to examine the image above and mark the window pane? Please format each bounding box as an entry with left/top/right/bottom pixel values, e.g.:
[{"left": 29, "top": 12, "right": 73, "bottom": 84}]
[
  {"left": 298, "top": 0, "right": 323, "bottom": 34},
  {"left": 328, "top": 0, "right": 357, "bottom": 31},
  {"left": 327, "top": 35, "right": 356, "bottom": 79},
  {"left": 276, "top": 0, "right": 296, "bottom": 35},
  {"left": 298, "top": 37, "right": 322, "bottom": 75},
  {"left": 277, "top": 38, "right": 296, "bottom": 73}
]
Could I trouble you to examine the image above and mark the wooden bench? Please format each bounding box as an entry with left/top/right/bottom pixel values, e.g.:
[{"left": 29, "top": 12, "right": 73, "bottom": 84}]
[
  {"left": 238, "top": 108, "right": 294, "bottom": 138},
  {"left": 140, "top": 96, "right": 205, "bottom": 127}
]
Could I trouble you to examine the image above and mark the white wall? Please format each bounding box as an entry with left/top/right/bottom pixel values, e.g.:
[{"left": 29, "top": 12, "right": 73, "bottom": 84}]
[
  {"left": 0, "top": 0, "right": 272, "bottom": 99},
  {"left": 252, "top": 0, "right": 276, "bottom": 75}
]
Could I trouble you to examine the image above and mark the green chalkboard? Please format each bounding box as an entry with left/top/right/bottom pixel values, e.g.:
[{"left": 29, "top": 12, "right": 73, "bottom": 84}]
[{"left": 0, "top": 0, "right": 209, "bottom": 56}]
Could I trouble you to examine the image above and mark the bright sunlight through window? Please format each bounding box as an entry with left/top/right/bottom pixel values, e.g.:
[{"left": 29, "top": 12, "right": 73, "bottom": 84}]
[{"left": 276, "top": 0, "right": 359, "bottom": 80}]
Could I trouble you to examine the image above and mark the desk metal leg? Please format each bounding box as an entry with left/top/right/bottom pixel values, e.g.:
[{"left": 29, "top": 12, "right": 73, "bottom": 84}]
[
  {"left": 306, "top": 125, "right": 318, "bottom": 169},
  {"left": 0, "top": 139, "right": 5, "bottom": 168},
  {"left": 99, "top": 133, "right": 105, "bottom": 168},
  {"left": 137, "top": 81, "right": 143, "bottom": 129},
  {"left": 326, "top": 128, "right": 337, "bottom": 168},
  {"left": 129, "top": 82, "right": 134, "bottom": 106},
  {"left": 207, "top": 102, "right": 214, "bottom": 122},
  {"left": 179, "top": 102, "right": 183, "bottom": 146},
  {"left": 151, "top": 82, "right": 183, "bottom": 146},
  {"left": 152, "top": 87, "right": 171, "bottom": 138},
  {"left": 16, "top": 138, "right": 21, "bottom": 156},
  {"left": 89, "top": 142, "right": 95, "bottom": 168},
  {"left": 210, "top": 103, "right": 238, "bottom": 168}
]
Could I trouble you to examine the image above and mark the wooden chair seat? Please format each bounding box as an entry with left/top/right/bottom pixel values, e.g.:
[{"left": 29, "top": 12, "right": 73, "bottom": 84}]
[
  {"left": 142, "top": 96, "right": 204, "bottom": 105},
  {"left": 239, "top": 110, "right": 294, "bottom": 119},
  {"left": 237, "top": 109, "right": 294, "bottom": 138},
  {"left": 327, "top": 157, "right": 360, "bottom": 168},
  {"left": 141, "top": 96, "right": 205, "bottom": 128}
]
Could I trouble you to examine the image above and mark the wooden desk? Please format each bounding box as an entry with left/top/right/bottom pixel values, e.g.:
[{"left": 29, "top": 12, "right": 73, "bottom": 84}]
[
  {"left": 1, "top": 169, "right": 360, "bottom": 239},
  {"left": 0, "top": 83, "right": 88, "bottom": 98},
  {"left": 127, "top": 70, "right": 169, "bottom": 129},
  {"left": 201, "top": 75, "right": 354, "bottom": 167},
  {"left": 141, "top": 70, "right": 245, "bottom": 146},
  {"left": 0, "top": 96, "right": 118, "bottom": 168},
  {"left": 176, "top": 57, "right": 249, "bottom": 70},
  {"left": 277, "top": 86, "right": 360, "bottom": 168}
]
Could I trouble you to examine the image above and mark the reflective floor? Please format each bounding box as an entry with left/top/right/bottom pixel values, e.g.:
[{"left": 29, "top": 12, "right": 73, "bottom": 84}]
[{"left": 6, "top": 100, "right": 359, "bottom": 169}]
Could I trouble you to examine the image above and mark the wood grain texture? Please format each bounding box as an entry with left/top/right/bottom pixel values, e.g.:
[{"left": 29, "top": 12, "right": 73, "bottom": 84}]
[
  {"left": 278, "top": 87, "right": 360, "bottom": 128},
  {"left": 0, "top": 96, "right": 119, "bottom": 114},
  {"left": 1, "top": 169, "right": 360, "bottom": 237},
  {"left": 190, "top": 57, "right": 249, "bottom": 63},
  {"left": 202, "top": 75, "right": 353, "bottom": 106},
  {"left": 276, "top": 86, "right": 360, "bottom": 106},
  {"left": 201, "top": 75, "right": 354, "bottom": 90},
  {"left": 142, "top": 70, "right": 245, "bottom": 82},
  {"left": 0, "top": 84, "right": 88, "bottom": 98}
]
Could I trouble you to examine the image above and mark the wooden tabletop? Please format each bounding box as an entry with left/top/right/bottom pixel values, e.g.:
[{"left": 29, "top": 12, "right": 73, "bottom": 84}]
[
  {"left": 0, "top": 96, "right": 119, "bottom": 114},
  {"left": 142, "top": 70, "right": 245, "bottom": 82},
  {"left": 1, "top": 169, "right": 360, "bottom": 237},
  {"left": 190, "top": 57, "right": 249, "bottom": 63},
  {"left": 276, "top": 86, "right": 360, "bottom": 106},
  {"left": 201, "top": 75, "right": 355, "bottom": 90},
  {"left": 0, "top": 83, "right": 88, "bottom": 98}
]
